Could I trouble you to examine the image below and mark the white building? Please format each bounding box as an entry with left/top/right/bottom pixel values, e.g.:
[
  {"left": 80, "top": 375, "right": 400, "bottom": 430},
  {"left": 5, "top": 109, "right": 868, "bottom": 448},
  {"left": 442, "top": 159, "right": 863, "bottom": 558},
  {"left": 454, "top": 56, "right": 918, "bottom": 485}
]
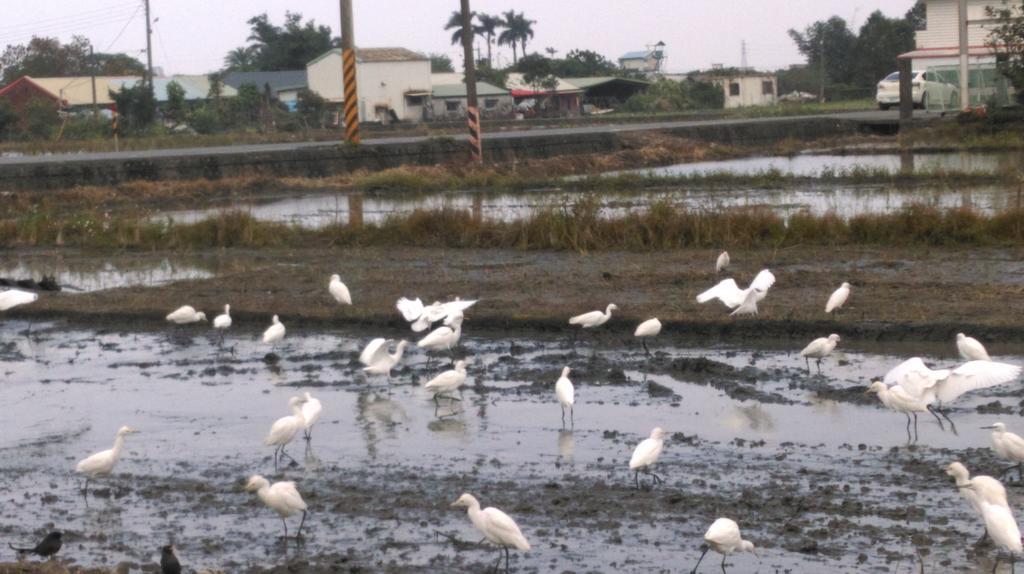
[
  {"left": 708, "top": 74, "right": 778, "bottom": 108},
  {"left": 307, "top": 47, "right": 431, "bottom": 123},
  {"left": 618, "top": 42, "right": 665, "bottom": 74}
]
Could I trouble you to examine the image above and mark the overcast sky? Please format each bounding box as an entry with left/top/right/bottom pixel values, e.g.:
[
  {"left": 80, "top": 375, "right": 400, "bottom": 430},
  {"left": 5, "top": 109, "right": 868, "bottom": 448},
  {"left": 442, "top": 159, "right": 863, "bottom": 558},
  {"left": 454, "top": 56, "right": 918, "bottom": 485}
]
[{"left": 1, "top": 0, "right": 916, "bottom": 76}]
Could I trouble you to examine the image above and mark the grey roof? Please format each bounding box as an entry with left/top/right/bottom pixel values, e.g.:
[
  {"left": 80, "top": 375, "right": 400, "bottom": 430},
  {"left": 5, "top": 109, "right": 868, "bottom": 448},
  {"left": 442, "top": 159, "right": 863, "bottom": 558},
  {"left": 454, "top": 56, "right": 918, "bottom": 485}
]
[
  {"left": 619, "top": 51, "right": 650, "bottom": 60},
  {"left": 223, "top": 70, "right": 308, "bottom": 93},
  {"left": 432, "top": 81, "right": 509, "bottom": 98}
]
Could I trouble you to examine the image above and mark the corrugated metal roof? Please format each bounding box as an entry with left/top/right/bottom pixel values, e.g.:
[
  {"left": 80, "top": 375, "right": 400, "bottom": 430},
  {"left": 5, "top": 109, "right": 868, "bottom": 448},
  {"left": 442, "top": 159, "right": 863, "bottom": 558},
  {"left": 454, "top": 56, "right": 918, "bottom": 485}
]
[
  {"left": 432, "top": 81, "right": 509, "bottom": 98},
  {"left": 28, "top": 76, "right": 139, "bottom": 106},
  {"left": 564, "top": 76, "right": 651, "bottom": 89},
  {"left": 505, "top": 73, "right": 583, "bottom": 94},
  {"left": 308, "top": 47, "right": 429, "bottom": 66},
  {"left": 223, "top": 70, "right": 308, "bottom": 93},
  {"left": 109, "top": 77, "right": 239, "bottom": 101},
  {"left": 619, "top": 51, "right": 650, "bottom": 60}
]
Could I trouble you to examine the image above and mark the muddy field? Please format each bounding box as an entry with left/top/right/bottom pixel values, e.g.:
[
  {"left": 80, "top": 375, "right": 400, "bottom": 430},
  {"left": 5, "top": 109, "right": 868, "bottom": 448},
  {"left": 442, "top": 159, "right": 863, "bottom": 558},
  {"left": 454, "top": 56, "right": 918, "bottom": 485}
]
[{"left": 1, "top": 243, "right": 1024, "bottom": 573}]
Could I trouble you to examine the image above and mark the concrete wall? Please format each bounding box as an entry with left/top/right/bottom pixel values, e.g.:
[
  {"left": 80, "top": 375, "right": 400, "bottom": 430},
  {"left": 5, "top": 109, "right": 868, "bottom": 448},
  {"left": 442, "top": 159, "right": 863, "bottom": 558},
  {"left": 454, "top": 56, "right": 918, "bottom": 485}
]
[
  {"left": 713, "top": 76, "right": 778, "bottom": 108},
  {"left": 431, "top": 94, "right": 515, "bottom": 120},
  {"left": 0, "top": 117, "right": 864, "bottom": 191},
  {"left": 307, "top": 51, "right": 431, "bottom": 122}
]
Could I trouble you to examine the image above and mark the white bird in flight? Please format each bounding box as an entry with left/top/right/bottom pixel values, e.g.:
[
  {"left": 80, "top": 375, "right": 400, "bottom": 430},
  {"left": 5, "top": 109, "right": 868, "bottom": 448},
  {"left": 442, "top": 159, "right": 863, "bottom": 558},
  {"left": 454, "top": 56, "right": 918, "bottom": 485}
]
[
  {"left": 360, "top": 338, "right": 409, "bottom": 379},
  {"left": 555, "top": 366, "right": 575, "bottom": 427},
  {"left": 451, "top": 493, "right": 530, "bottom": 572},
  {"left": 957, "top": 333, "right": 991, "bottom": 361},
  {"left": 984, "top": 422, "right": 1024, "bottom": 483},
  {"left": 715, "top": 251, "right": 730, "bottom": 273},
  {"left": 265, "top": 396, "right": 306, "bottom": 468},
  {"left": 945, "top": 461, "right": 1009, "bottom": 544},
  {"left": 634, "top": 318, "right": 662, "bottom": 356},
  {"left": 328, "top": 274, "right": 352, "bottom": 305},
  {"left": 262, "top": 315, "right": 286, "bottom": 345},
  {"left": 799, "top": 334, "right": 840, "bottom": 372},
  {"left": 75, "top": 426, "right": 139, "bottom": 497},
  {"left": 691, "top": 517, "right": 757, "bottom": 574},
  {"left": 825, "top": 282, "right": 850, "bottom": 314},
  {"left": 397, "top": 297, "right": 476, "bottom": 332},
  {"left": 696, "top": 269, "right": 775, "bottom": 317},
  {"left": 245, "top": 475, "right": 308, "bottom": 539},
  {"left": 629, "top": 427, "right": 667, "bottom": 489},
  {"left": 977, "top": 500, "right": 1023, "bottom": 572},
  {"left": 418, "top": 312, "right": 464, "bottom": 356},
  {"left": 165, "top": 305, "right": 206, "bottom": 324},
  {"left": 423, "top": 360, "right": 468, "bottom": 403},
  {"left": 301, "top": 391, "right": 322, "bottom": 441},
  {"left": 0, "top": 289, "right": 38, "bottom": 311},
  {"left": 569, "top": 303, "right": 618, "bottom": 329}
]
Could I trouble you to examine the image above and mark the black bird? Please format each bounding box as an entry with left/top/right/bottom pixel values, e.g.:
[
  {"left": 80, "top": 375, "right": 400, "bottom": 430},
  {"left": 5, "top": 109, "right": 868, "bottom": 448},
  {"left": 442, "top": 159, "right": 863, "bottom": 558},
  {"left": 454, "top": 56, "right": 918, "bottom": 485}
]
[
  {"left": 9, "top": 531, "right": 62, "bottom": 558},
  {"left": 161, "top": 544, "right": 182, "bottom": 574}
]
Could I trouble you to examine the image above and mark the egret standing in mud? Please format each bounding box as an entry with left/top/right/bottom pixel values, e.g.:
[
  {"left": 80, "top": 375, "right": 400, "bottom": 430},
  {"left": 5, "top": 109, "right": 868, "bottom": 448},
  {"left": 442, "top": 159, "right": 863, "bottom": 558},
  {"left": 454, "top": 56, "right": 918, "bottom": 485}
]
[
  {"left": 555, "top": 366, "right": 575, "bottom": 427},
  {"left": 569, "top": 303, "right": 617, "bottom": 349},
  {"left": 634, "top": 318, "right": 662, "bottom": 356},
  {"left": 0, "top": 289, "right": 38, "bottom": 311},
  {"left": 245, "top": 475, "right": 308, "bottom": 540},
  {"left": 75, "top": 426, "right": 139, "bottom": 497},
  {"left": 977, "top": 500, "right": 1023, "bottom": 573},
  {"left": 945, "top": 461, "right": 1008, "bottom": 544},
  {"left": 690, "top": 517, "right": 757, "bottom": 574},
  {"left": 360, "top": 338, "right": 409, "bottom": 380},
  {"left": 865, "top": 380, "right": 935, "bottom": 444},
  {"left": 265, "top": 396, "right": 306, "bottom": 468},
  {"left": 715, "top": 251, "right": 730, "bottom": 273},
  {"left": 301, "top": 392, "right": 322, "bottom": 442},
  {"left": 262, "top": 315, "right": 286, "bottom": 361},
  {"left": 696, "top": 270, "right": 775, "bottom": 317},
  {"left": 417, "top": 312, "right": 464, "bottom": 362},
  {"left": 799, "top": 334, "right": 840, "bottom": 373},
  {"left": 423, "top": 360, "right": 468, "bottom": 405},
  {"left": 328, "top": 274, "right": 352, "bottom": 305},
  {"left": 8, "top": 531, "right": 62, "bottom": 559},
  {"left": 629, "top": 427, "right": 667, "bottom": 489},
  {"left": 984, "top": 422, "right": 1024, "bottom": 482},
  {"left": 212, "top": 304, "right": 231, "bottom": 345},
  {"left": 450, "top": 493, "right": 530, "bottom": 573},
  {"left": 166, "top": 305, "right": 206, "bottom": 324},
  {"left": 825, "top": 282, "right": 850, "bottom": 314},
  {"left": 957, "top": 333, "right": 991, "bottom": 361}
]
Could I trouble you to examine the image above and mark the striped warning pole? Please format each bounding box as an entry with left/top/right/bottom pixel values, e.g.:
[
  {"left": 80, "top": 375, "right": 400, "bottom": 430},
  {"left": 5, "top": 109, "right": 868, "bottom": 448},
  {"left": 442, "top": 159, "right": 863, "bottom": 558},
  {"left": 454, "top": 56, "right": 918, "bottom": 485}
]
[
  {"left": 460, "top": 0, "right": 482, "bottom": 163},
  {"left": 340, "top": 0, "right": 360, "bottom": 144}
]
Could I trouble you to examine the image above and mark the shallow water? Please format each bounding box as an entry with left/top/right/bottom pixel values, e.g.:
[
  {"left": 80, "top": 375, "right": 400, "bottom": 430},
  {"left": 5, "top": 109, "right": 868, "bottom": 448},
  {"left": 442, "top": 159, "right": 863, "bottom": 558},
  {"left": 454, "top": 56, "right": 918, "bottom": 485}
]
[
  {"left": 1, "top": 321, "right": 1021, "bottom": 572},
  {"left": 0, "top": 257, "right": 214, "bottom": 292}
]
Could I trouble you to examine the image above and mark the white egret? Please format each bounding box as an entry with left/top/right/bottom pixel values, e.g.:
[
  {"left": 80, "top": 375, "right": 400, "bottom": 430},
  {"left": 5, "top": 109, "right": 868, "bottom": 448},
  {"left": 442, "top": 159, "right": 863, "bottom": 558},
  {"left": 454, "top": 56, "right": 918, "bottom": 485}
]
[
  {"left": 0, "top": 289, "right": 38, "bottom": 311},
  {"left": 212, "top": 304, "right": 231, "bottom": 345},
  {"left": 569, "top": 303, "right": 617, "bottom": 329},
  {"left": 165, "top": 305, "right": 206, "bottom": 324},
  {"left": 825, "top": 282, "right": 850, "bottom": 314},
  {"left": 629, "top": 427, "right": 667, "bottom": 489},
  {"left": 328, "top": 274, "right": 352, "bottom": 305},
  {"left": 957, "top": 333, "right": 991, "bottom": 361},
  {"left": 397, "top": 297, "right": 476, "bottom": 332},
  {"left": 424, "top": 360, "right": 468, "bottom": 403},
  {"left": 945, "top": 461, "right": 1008, "bottom": 544},
  {"left": 690, "top": 517, "right": 757, "bottom": 574},
  {"left": 715, "top": 251, "right": 730, "bottom": 273},
  {"left": 555, "top": 366, "right": 575, "bottom": 427},
  {"left": 262, "top": 315, "right": 285, "bottom": 345},
  {"left": 977, "top": 500, "right": 1023, "bottom": 572},
  {"left": 696, "top": 269, "right": 775, "bottom": 317},
  {"left": 265, "top": 396, "right": 306, "bottom": 468},
  {"left": 451, "top": 493, "right": 530, "bottom": 573},
  {"left": 634, "top": 318, "right": 662, "bottom": 356},
  {"left": 983, "top": 422, "right": 1024, "bottom": 482},
  {"left": 360, "top": 338, "right": 409, "bottom": 379},
  {"left": 883, "top": 357, "right": 1022, "bottom": 434},
  {"left": 865, "top": 381, "right": 935, "bottom": 444},
  {"left": 301, "top": 392, "right": 322, "bottom": 441},
  {"left": 799, "top": 334, "right": 840, "bottom": 372},
  {"left": 418, "top": 312, "right": 464, "bottom": 358},
  {"left": 244, "top": 475, "right": 308, "bottom": 539},
  {"left": 75, "top": 426, "right": 139, "bottom": 497}
]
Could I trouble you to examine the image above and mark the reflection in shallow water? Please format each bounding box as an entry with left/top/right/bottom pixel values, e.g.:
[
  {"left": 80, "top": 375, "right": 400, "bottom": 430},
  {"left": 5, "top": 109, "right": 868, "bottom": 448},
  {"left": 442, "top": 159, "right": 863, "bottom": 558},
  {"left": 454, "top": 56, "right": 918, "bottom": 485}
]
[
  {"left": 558, "top": 429, "right": 575, "bottom": 462},
  {"left": 0, "top": 258, "right": 213, "bottom": 292}
]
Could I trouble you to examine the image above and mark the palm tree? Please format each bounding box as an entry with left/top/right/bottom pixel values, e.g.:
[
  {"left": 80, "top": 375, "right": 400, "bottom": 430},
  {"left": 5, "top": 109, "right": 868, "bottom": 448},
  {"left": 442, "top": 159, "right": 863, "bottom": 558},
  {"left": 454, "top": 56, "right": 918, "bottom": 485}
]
[
  {"left": 445, "top": 10, "right": 476, "bottom": 46},
  {"left": 475, "top": 13, "right": 501, "bottom": 67},
  {"left": 223, "top": 46, "right": 258, "bottom": 72},
  {"left": 515, "top": 13, "right": 536, "bottom": 57},
  {"left": 498, "top": 11, "right": 536, "bottom": 64}
]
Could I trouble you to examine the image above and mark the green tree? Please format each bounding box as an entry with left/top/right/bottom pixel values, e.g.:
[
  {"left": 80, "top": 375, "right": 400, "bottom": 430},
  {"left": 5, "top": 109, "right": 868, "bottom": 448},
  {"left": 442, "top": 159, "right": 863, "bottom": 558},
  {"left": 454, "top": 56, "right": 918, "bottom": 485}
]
[
  {"left": 110, "top": 82, "right": 156, "bottom": 132},
  {"left": 0, "top": 99, "right": 17, "bottom": 139},
  {"left": 445, "top": 10, "right": 475, "bottom": 46},
  {"left": 163, "top": 80, "right": 187, "bottom": 126},
  {"left": 93, "top": 53, "right": 145, "bottom": 75},
  {"left": 498, "top": 10, "right": 535, "bottom": 63},
  {"left": 788, "top": 17, "right": 858, "bottom": 86},
  {"left": 475, "top": 62, "right": 508, "bottom": 88},
  {"left": 231, "top": 84, "right": 263, "bottom": 125},
  {"left": 987, "top": 1, "right": 1024, "bottom": 103},
  {"left": 296, "top": 88, "right": 327, "bottom": 129},
  {"left": 852, "top": 11, "right": 916, "bottom": 87},
  {"left": 516, "top": 54, "right": 557, "bottom": 92},
  {"left": 475, "top": 13, "right": 501, "bottom": 67},
  {"left": 550, "top": 49, "right": 619, "bottom": 77},
  {"left": 0, "top": 35, "right": 144, "bottom": 84},
  {"left": 430, "top": 53, "right": 454, "bottom": 73},
  {"left": 223, "top": 46, "right": 259, "bottom": 72},
  {"left": 242, "top": 12, "right": 338, "bottom": 71},
  {"left": 23, "top": 97, "right": 59, "bottom": 139}
]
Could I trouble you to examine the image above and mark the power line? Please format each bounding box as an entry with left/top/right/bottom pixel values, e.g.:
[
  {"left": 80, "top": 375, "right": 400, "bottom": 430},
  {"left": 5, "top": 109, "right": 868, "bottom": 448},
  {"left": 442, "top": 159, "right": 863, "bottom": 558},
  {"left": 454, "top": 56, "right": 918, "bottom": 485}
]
[
  {"left": 103, "top": 4, "right": 142, "bottom": 52},
  {"left": 0, "top": 8, "right": 140, "bottom": 46},
  {"left": 0, "top": 2, "right": 137, "bottom": 35}
]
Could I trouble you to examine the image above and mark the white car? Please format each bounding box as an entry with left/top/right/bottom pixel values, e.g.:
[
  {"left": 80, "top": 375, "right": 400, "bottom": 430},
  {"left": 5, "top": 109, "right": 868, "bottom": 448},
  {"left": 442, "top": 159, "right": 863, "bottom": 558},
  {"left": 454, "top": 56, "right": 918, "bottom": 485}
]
[{"left": 876, "top": 70, "right": 958, "bottom": 110}]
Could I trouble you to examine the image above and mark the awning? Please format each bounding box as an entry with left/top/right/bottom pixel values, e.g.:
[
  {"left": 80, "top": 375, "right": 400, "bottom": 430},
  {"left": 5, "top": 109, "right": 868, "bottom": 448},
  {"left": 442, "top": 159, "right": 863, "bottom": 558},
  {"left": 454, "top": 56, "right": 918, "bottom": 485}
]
[
  {"left": 404, "top": 90, "right": 431, "bottom": 97},
  {"left": 898, "top": 46, "right": 997, "bottom": 60}
]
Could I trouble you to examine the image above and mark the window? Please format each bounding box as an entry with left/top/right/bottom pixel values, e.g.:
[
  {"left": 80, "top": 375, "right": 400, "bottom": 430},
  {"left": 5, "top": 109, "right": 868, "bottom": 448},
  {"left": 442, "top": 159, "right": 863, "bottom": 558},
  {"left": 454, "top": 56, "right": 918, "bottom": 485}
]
[
  {"left": 728, "top": 82, "right": 740, "bottom": 96},
  {"left": 884, "top": 72, "right": 900, "bottom": 81},
  {"left": 445, "top": 100, "right": 460, "bottom": 112},
  {"left": 761, "top": 81, "right": 773, "bottom": 95},
  {"left": 484, "top": 98, "right": 499, "bottom": 109}
]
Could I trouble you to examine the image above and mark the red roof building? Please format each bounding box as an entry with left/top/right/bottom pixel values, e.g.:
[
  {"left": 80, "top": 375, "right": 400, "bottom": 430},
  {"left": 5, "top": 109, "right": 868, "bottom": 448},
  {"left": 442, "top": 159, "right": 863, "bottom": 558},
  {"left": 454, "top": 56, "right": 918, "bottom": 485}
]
[{"left": 0, "top": 76, "right": 64, "bottom": 112}]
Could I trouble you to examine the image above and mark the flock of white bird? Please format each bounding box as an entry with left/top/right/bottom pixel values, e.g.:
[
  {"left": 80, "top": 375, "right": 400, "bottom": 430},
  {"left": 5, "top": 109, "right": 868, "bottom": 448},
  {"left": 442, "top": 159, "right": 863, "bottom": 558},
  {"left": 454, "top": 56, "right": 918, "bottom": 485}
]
[{"left": 4, "top": 250, "right": 1024, "bottom": 572}]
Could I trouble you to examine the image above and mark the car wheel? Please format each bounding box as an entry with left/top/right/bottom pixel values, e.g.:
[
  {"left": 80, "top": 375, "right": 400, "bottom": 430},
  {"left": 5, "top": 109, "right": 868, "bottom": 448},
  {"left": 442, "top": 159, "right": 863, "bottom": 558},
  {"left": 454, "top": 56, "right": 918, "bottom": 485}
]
[{"left": 878, "top": 103, "right": 890, "bottom": 111}]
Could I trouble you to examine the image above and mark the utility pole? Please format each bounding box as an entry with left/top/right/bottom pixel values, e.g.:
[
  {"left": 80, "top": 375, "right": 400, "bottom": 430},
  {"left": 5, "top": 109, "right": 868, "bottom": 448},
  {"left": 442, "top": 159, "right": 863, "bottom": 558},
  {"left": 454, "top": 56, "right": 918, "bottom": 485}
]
[
  {"left": 144, "top": 0, "right": 154, "bottom": 89},
  {"left": 340, "top": 0, "right": 360, "bottom": 143},
  {"left": 461, "top": 0, "right": 481, "bottom": 163},
  {"left": 90, "top": 44, "right": 98, "bottom": 119},
  {"left": 740, "top": 40, "right": 747, "bottom": 70},
  {"left": 818, "top": 33, "right": 826, "bottom": 104},
  {"left": 958, "top": 0, "right": 969, "bottom": 111}
]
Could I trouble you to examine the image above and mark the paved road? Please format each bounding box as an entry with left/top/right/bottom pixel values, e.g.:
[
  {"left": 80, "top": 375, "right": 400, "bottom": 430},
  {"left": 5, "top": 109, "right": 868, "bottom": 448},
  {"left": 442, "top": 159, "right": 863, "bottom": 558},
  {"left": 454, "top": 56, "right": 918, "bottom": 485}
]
[{"left": 0, "top": 110, "right": 902, "bottom": 167}]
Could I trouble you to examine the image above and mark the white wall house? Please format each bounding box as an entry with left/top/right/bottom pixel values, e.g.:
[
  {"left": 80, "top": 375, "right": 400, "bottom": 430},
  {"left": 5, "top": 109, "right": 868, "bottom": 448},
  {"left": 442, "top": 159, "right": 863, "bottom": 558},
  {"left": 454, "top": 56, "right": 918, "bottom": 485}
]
[
  {"left": 709, "top": 74, "right": 778, "bottom": 108},
  {"left": 307, "top": 47, "right": 431, "bottom": 123}
]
